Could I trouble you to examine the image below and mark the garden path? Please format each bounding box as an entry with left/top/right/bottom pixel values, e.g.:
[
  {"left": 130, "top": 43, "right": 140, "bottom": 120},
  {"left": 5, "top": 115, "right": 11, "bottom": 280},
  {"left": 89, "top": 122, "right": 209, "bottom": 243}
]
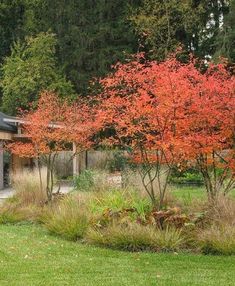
[{"left": 0, "top": 185, "right": 73, "bottom": 203}]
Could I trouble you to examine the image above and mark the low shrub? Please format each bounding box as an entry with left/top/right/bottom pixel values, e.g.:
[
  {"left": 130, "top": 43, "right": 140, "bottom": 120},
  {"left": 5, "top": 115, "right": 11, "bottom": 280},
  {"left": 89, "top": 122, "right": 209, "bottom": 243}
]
[
  {"left": 86, "top": 223, "right": 185, "bottom": 252},
  {"left": 73, "top": 170, "right": 95, "bottom": 191},
  {"left": 198, "top": 225, "right": 235, "bottom": 255},
  {"left": 41, "top": 197, "right": 89, "bottom": 240},
  {"left": 73, "top": 169, "right": 116, "bottom": 192},
  {"left": 106, "top": 150, "right": 128, "bottom": 172}
]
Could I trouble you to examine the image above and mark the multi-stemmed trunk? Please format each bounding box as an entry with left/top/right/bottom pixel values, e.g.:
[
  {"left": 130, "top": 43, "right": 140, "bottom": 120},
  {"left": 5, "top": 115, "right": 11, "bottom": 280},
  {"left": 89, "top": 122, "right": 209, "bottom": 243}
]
[
  {"left": 197, "top": 152, "right": 235, "bottom": 202},
  {"left": 45, "top": 153, "right": 58, "bottom": 202},
  {"left": 136, "top": 147, "right": 172, "bottom": 210}
]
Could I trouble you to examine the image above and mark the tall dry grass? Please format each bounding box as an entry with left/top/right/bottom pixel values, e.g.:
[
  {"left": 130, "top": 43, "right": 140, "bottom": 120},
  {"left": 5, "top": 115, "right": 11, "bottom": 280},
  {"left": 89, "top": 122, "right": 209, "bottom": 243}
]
[
  {"left": 195, "top": 196, "right": 235, "bottom": 255},
  {"left": 204, "top": 195, "right": 235, "bottom": 226},
  {"left": 11, "top": 168, "right": 47, "bottom": 206},
  {"left": 122, "top": 167, "right": 170, "bottom": 198},
  {"left": 198, "top": 224, "right": 235, "bottom": 255}
]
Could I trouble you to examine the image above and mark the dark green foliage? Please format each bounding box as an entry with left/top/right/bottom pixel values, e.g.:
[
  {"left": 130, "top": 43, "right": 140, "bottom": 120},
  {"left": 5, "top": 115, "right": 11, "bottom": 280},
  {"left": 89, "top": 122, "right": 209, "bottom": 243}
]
[
  {"left": 130, "top": 0, "right": 205, "bottom": 60},
  {"left": 107, "top": 151, "right": 129, "bottom": 172},
  {"left": 170, "top": 168, "right": 204, "bottom": 185},
  {"left": 0, "top": 0, "right": 139, "bottom": 98},
  {"left": 21, "top": 0, "right": 139, "bottom": 94},
  {"left": 0, "top": 0, "right": 25, "bottom": 61},
  {"left": 130, "top": 0, "right": 230, "bottom": 61},
  {"left": 73, "top": 170, "right": 95, "bottom": 192},
  {"left": 0, "top": 0, "right": 234, "bottom": 113},
  {"left": 214, "top": 0, "right": 235, "bottom": 63}
]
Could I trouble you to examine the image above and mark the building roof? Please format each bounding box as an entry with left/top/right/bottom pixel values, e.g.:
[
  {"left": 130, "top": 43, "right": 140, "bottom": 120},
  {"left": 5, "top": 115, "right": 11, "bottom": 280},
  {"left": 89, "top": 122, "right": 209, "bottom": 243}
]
[{"left": 0, "top": 112, "right": 17, "bottom": 132}]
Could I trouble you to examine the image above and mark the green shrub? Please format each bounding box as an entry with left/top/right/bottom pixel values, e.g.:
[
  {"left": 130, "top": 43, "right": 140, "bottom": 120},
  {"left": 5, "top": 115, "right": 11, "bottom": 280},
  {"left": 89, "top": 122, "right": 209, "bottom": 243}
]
[
  {"left": 170, "top": 168, "right": 203, "bottom": 185},
  {"left": 41, "top": 197, "right": 89, "bottom": 240},
  {"left": 73, "top": 170, "right": 95, "bottom": 191},
  {"left": 86, "top": 223, "right": 185, "bottom": 252},
  {"left": 198, "top": 225, "right": 235, "bottom": 255},
  {"left": 73, "top": 169, "right": 115, "bottom": 192}
]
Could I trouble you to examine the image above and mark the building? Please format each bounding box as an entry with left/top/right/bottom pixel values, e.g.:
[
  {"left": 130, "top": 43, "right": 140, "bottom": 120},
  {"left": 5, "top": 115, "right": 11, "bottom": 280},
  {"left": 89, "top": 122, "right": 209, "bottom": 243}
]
[{"left": 0, "top": 112, "right": 35, "bottom": 189}]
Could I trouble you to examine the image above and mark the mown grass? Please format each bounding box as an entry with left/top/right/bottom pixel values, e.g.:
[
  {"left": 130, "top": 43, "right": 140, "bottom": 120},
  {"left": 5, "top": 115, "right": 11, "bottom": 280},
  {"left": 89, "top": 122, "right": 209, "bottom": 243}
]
[
  {"left": 0, "top": 224, "right": 234, "bottom": 286},
  {"left": 170, "top": 185, "right": 206, "bottom": 207},
  {"left": 171, "top": 185, "right": 235, "bottom": 204}
]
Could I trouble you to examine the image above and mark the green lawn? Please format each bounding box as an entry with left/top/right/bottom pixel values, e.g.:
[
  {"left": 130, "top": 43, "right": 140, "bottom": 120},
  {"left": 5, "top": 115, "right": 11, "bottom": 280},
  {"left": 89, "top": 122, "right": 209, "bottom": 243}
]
[
  {"left": 171, "top": 185, "right": 235, "bottom": 204},
  {"left": 171, "top": 185, "right": 206, "bottom": 203},
  {"left": 0, "top": 224, "right": 234, "bottom": 286}
]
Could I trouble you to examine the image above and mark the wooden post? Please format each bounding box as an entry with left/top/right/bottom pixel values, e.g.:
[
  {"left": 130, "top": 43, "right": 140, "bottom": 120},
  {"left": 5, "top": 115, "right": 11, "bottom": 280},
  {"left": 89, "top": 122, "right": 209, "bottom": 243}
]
[{"left": 73, "top": 143, "right": 79, "bottom": 176}]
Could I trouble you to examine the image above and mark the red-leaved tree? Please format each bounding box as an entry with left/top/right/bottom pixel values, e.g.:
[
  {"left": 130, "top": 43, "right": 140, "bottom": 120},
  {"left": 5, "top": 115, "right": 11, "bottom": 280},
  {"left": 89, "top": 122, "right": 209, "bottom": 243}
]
[
  {"left": 180, "top": 63, "right": 235, "bottom": 200},
  {"left": 7, "top": 91, "right": 70, "bottom": 200},
  {"left": 96, "top": 55, "right": 190, "bottom": 208},
  {"left": 96, "top": 54, "right": 235, "bottom": 206},
  {"left": 7, "top": 91, "right": 97, "bottom": 201}
]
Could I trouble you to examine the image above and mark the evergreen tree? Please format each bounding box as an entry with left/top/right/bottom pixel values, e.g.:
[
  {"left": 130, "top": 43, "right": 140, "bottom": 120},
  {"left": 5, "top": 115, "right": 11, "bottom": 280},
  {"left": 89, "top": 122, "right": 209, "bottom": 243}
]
[
  {"left": 22, "top": 0, "right": 139, "bottom": 94},
  {"left": 0, "top": 0, "right": 25, "bottom": 61},
  {"left": 214, "top": 0, "right": 235, "bottom": 63},
  {"left": 130, "top": 0, "right": 230, "bottom": 60},
  {"left": 0, "top": 0, "right": 233, "bottom": 102}
]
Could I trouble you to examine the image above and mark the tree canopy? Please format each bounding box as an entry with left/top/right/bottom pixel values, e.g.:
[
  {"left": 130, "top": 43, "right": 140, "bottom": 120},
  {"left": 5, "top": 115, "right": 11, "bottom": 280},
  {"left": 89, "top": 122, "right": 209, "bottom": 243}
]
[
  {"left": 96, "top": 54, "right": 235, "bottom": 203},
  {"left": 214, "top": 0, "right": 235, "bottom": 63},
  {"left": 0, "top": 0, "right": 234, "bottom": 113}
]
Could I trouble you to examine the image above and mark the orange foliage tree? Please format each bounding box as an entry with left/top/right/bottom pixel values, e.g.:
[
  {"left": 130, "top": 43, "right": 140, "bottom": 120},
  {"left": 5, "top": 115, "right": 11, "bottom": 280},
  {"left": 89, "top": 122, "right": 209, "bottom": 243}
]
[
  {"left": 97, "top": 54, "right": 235, "bottom": 206},
  {"left": 180, "top": 63, "right": 235, "bottom": 200},
  {"left": 63, "top": 97, "right": 99, "bottom": 154},
  {"left": 7, "top": 91, "right": 96, "bottom": 201}
]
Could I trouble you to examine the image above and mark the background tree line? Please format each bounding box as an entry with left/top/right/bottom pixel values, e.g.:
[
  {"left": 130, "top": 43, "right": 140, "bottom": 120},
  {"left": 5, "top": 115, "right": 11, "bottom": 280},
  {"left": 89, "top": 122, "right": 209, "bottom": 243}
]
[{"left": 0, "top": 0, "right": 234, "bottom": 115}]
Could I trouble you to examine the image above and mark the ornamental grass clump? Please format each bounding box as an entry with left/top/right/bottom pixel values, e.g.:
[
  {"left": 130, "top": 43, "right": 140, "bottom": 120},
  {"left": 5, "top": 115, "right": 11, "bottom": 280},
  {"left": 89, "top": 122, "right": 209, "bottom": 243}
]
[
  {"left": 0, "top": 202, "right": 26, "bottom": 224},
  {"left": 198, "top": 225, "right": 235, "bottom": 255},
  {"left": 0, "top": 199, "right": 43, "bottom": 224},
  {"left": 196, "top": 196, "right": 235, "bottom": 255},
  {"left": 86, "top": 223, "right": 185, "bottom": 252},
  {"left": 41, "top": 197, "right": 89, "bottom": 240},
  {"left": 205, "top": 196, "right": 235, "bottom": 227}
]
